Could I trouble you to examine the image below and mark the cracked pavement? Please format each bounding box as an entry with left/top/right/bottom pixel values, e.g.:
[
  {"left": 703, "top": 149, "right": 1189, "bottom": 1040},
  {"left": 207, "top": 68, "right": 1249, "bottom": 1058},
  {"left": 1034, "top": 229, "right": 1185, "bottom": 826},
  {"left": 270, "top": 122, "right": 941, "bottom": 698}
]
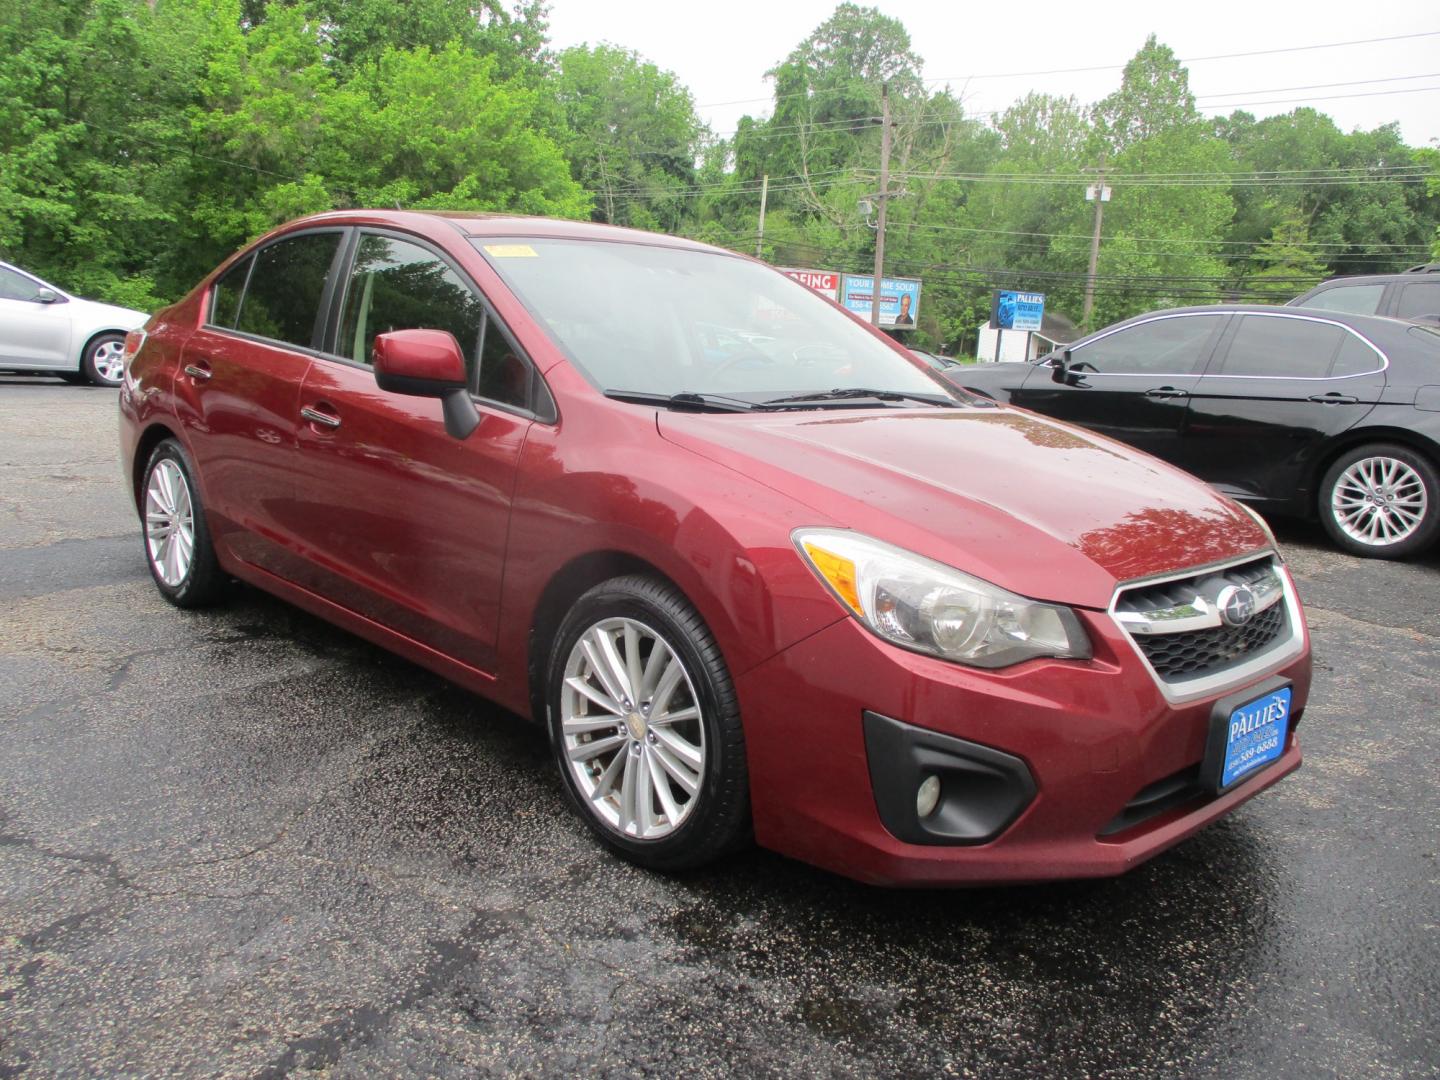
[{"left": 1, "top": 377, "right": 1437, "bottom": 1077}]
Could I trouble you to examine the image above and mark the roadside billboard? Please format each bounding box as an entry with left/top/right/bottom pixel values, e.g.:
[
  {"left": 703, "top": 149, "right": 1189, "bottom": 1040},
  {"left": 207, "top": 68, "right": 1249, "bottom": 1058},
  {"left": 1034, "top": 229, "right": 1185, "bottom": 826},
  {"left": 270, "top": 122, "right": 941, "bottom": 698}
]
[
  {"left": 781, "top": 268, "right": 841, "bottom": 303},
  {"left": 840, "top": 275, "right": 922, "bottom": 328},
  {"left": 991, "top": 290, "right": 1046, "bottom": 332}
]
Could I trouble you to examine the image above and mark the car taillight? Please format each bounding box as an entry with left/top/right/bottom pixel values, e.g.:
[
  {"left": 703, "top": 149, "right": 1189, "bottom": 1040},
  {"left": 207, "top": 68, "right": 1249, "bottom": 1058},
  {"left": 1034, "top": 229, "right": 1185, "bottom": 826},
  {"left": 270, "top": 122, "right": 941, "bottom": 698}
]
[{"left": 122, "top": 328, "right": 147, "bottom": 366}]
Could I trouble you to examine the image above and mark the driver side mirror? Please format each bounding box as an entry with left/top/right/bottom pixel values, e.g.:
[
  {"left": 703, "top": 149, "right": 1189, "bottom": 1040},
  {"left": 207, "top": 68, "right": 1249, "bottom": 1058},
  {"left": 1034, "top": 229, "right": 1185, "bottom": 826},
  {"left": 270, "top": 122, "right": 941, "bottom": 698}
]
[
  {"left": 1050, "top": 348, "right": 1073, "bottom": 384},
  {"left": 35, "top": 287, "right": 61, "bottom": 304},
  {"left": 372, "top": 329, "right": 481, "bottom": 440}
]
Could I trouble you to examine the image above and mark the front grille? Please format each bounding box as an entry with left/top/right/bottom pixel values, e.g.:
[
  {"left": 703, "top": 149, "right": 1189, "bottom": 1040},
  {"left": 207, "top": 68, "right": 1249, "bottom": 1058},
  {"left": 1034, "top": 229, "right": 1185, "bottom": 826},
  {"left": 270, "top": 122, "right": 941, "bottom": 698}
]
[
  {"left": 1113, "top": 555, "right": 1294, "bottom": 689},
  {"left": 1135, "top": 603, "right": 1285, "bottom": 679}
]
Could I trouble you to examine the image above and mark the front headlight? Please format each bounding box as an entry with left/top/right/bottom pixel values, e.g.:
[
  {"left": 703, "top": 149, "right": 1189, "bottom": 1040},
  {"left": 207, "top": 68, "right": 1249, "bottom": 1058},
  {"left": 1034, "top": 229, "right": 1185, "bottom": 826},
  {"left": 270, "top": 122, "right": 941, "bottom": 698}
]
[{"left": 793, "top": 528, "right": 1091, "bottom": 669}]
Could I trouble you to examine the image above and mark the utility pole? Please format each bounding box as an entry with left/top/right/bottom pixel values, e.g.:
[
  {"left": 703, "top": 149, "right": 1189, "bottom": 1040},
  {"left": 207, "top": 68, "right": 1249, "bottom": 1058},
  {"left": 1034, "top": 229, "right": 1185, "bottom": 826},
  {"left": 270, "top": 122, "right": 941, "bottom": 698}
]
[
  {"left": 1082, "top": 166, "right": 1109, "bottom": 329},
  {"left": 870, "top": 82, "right": 892, "bottom": 327},
  {"left": 755, "top": 174, "right": 769, "bottom": 258}
]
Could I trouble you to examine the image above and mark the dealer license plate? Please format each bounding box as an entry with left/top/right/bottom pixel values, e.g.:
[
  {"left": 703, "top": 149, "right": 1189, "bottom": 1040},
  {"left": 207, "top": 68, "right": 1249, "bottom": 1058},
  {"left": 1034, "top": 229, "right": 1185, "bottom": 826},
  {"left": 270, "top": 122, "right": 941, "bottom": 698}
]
[{"left": 1220, "top": 685, "right": 1292, "bottom": 789}]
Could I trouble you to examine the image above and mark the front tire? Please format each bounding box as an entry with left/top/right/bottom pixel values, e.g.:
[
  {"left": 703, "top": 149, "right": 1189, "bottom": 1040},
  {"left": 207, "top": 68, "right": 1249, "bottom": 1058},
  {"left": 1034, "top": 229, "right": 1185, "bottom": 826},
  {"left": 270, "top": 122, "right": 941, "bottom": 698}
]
[
  {"left": 1319, "top": 444, "right": 1439, "bottom": 559},
  {"left": 141, "top": 439, "right": 227, "bottom": 607},
  {"left": 546, "top": 575, "right": 749, "bottom": 871},
  {"left": 81, "top": 332, "right": 126, "bottom": 387}
]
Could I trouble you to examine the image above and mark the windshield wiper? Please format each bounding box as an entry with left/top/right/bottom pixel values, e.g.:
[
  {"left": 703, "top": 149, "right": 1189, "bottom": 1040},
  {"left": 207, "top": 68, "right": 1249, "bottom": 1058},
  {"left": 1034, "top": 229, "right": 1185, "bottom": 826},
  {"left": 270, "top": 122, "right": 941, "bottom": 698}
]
[
  {"left": 604, "top": 389, "right": 759, "bottom": 413},
  {"left": 761, "top": 387, "right": 955, "bottom": 408}
]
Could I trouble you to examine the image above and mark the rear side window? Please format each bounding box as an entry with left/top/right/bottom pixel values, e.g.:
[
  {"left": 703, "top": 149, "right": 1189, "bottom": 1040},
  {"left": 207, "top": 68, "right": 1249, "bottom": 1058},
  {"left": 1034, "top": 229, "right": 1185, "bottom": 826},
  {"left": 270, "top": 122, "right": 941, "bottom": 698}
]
[
  {"left": 1073, "top": 315, "right": 1223, "bottom": 375},
  {"left": 1216, "top": 316, "right": 1344, "bottom": 378},
  {"left": 1298, "top": 284, "right": 1384, "bottom": 316},
  {"left": 233, "top": 231, "right": 343, "bottom": 348},
  {"left": 208, "top": 256, "right": 251, "bottom": 328},
  {"left": 1395, "top": 281, "right": 1440, "bottom": 320},
  {"left": 1330, "top": 334, "right": 1384, "bottom": 377}
]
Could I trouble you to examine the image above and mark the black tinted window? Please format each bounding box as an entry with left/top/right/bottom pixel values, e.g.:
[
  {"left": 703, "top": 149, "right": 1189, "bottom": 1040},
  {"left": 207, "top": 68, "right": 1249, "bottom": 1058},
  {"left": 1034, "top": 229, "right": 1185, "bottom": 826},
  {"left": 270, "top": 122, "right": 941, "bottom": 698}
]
[
  {"left": 1300, "top": 284, "right": 1384, "bottom": 316},
  {"left": 234, "top": 232, "right": 342, "bottom": 348},
  {"left": 338, "top": 234, "right": 484, "bottom": 368},
  {"left": 209, "top": 256, "right": 251, "bottom": 328},
  {"left": 1074, "top": 315, "right": 1221, "bottom": 375},
  {"left": 1217, "top": 315, "right": 1344, "bottom": 378},
  {"left": 0, "top": 266, "right": 42, "bottom": 301},
  {"left": 1395, "top": 281, "right": 1440, "bottom": 320},
  {"left": 1330, "top": 334, "right": 1383, "bottom": 377}
]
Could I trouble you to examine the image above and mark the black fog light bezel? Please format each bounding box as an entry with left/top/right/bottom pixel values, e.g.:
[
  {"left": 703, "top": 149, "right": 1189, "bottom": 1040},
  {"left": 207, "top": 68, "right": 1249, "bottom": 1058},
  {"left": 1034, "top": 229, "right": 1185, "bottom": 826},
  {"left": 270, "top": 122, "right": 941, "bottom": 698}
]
[{"left": 862, "top": 711, "right": 1037, "bottom": 846}]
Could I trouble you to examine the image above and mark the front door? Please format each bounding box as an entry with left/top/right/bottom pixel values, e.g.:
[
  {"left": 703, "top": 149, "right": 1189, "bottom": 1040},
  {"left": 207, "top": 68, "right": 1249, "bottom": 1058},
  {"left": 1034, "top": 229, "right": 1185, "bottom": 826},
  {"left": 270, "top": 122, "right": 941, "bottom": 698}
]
[
  {"left": 289, "top": 231, "right": 541, "bottom": 672},
  {"left": 0, "top": 267, "right": 70, "bottom": 368},
  {"left": 1012, "top": 312, "right": 1228, "bottom": 463}
]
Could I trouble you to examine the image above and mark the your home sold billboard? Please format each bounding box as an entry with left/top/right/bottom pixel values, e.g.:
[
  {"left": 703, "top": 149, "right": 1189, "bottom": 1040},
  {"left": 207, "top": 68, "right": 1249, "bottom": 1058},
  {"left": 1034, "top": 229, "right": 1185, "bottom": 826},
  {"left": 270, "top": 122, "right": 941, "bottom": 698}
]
[{"left": 839, "top": 275, "right": 922, "bottom": 328}]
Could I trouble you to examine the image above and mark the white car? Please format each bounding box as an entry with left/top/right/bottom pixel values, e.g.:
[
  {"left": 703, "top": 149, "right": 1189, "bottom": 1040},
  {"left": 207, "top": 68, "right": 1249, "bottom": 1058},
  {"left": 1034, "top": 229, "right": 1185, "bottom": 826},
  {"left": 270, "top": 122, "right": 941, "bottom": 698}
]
[{"left": 0, "top": 262, "right": 150, "bottom": 387}]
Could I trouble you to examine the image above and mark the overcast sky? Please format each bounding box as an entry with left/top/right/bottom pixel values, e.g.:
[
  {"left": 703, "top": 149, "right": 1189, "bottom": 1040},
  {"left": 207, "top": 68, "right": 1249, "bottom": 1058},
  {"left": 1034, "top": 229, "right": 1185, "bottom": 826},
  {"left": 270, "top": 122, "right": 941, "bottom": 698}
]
[{"left": 545, "top": 0, "right": 1440, "bottom": 149}]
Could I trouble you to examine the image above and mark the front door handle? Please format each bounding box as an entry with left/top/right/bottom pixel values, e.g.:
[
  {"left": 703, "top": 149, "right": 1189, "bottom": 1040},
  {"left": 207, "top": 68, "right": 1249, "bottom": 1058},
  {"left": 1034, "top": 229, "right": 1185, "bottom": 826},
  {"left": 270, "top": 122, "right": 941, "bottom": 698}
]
[
  {"left": 1144, "top": 387, "right": 1189, "bottom": 400},
  {"left": 301, "top": 405, "right": 341, "bottom": 429},
  {"left": 1308, "top": 393, "right": 1359, "bottom": 405}
]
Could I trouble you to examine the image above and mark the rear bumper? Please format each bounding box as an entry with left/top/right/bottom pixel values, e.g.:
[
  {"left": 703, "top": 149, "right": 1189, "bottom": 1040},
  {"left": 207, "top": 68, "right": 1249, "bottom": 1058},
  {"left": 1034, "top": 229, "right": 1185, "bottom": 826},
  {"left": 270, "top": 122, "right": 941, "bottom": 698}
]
[{"left": 737, "top": 609, "right": 1310, "bottom": 886}]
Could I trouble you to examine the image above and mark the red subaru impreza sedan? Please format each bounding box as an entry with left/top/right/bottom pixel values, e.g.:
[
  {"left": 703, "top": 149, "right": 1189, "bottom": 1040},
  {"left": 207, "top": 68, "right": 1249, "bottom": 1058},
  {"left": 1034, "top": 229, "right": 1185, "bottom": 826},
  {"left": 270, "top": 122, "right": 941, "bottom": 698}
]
[{"left": 118, "top": 211, "right": 1311, "bottom": 885}]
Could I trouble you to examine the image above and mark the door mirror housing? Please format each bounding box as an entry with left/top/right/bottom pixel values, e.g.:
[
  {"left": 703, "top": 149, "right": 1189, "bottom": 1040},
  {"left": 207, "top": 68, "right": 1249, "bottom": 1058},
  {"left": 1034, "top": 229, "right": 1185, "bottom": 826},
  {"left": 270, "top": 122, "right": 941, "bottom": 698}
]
[
  {"left": 35, "top": 287, "right": 61, "bottom": 304},
  {"left": 372, "top": 329, "right": 481, "bottom": 440},
  {"left": 1051, "top": 348, "right": 1073, "bottom": 384}
]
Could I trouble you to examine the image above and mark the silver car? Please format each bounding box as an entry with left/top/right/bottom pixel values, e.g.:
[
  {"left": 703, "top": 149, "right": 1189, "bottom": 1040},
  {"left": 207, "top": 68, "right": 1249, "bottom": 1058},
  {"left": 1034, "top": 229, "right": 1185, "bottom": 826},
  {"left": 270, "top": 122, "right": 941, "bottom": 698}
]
[{"left": 0, "top": 262, "right": 149, "bottom": 386}]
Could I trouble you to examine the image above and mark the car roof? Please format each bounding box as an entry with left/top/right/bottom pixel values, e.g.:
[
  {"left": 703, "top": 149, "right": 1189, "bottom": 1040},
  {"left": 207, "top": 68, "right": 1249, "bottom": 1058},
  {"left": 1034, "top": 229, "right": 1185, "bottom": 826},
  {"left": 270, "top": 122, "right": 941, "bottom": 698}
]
[
  {"left": 1081, "top": 303, "right": 1421, "bottom": 346},
  {"left": 285, "top": 209, "right": 732, "bottom": 255}
]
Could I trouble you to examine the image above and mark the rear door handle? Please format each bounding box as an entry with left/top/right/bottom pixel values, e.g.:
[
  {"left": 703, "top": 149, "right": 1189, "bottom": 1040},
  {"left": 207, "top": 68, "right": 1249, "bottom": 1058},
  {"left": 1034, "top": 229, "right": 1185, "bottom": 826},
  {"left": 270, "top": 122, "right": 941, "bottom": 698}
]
[
  {"left": 1308, "top": 393, "right": 1359, "bottom": 405},
  {"left": 183, "top": 361, "right": 213, "bottom": 381},
  {"left": 301, "top": 405, "right": 341, "bottom": 429},
  {"left": 1144, "top": 387, "right": 1189, "bottom": 400}
]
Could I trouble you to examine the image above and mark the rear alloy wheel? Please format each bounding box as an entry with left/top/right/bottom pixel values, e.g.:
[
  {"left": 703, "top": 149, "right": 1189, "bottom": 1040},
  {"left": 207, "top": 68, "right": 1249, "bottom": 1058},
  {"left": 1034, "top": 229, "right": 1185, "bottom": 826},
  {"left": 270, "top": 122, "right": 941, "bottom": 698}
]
[
  {"left": 547, "top": 575, "right": 749, "bottom": 870},
  {"left": 82, "top": 333, "right": 127, "bottom": 387},
  {"left": 142, "top": 439, "right": 227, "bottom": 607},
  {"left": 1320, "top": 444, "right": 1439, "bottom": 559}
]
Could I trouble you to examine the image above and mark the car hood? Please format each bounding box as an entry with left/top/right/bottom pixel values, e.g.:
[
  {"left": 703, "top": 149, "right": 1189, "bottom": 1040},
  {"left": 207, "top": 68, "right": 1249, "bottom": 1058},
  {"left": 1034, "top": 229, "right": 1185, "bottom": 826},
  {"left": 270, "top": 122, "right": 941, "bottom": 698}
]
[
  {"left": 74, "top": 297, "right": 150, "bottom": 326},
  {"left": 658, "top": 405, "right": 1268, "bottom": 610}
]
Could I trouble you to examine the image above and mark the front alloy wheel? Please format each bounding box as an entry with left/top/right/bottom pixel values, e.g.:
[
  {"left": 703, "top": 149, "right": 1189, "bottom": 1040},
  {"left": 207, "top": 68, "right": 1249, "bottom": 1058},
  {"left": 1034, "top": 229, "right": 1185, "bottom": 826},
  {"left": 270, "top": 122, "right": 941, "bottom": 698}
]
[
  {"left": 547, "top": 575, "right": 749, "bottom": 870},
  {"left": 1321, "top": 444, "right": 1439, "bottom": 559}
]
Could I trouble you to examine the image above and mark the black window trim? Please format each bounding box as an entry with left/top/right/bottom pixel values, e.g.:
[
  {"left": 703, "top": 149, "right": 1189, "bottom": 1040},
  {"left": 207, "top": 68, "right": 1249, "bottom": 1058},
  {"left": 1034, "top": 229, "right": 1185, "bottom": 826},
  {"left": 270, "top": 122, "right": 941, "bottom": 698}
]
[
  {"left": 1200, "top": 310, "right": 1389, "bottom": 381},
  {"left": 1067, "top": 311, "right": 1232, "bottom": 378},
  {"left": 201, "top": 226, "right": 350, "bottom": 358},
  {"left": 317, "top": 225, "right": 557, "bottom": 425}
]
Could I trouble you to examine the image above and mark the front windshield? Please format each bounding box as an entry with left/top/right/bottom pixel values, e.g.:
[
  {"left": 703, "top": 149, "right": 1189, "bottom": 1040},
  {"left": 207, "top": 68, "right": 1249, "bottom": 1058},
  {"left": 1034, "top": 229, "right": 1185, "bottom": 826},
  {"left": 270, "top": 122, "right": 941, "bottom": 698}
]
[{"left": 473, "top": 238, "right": 949, "bottom": 401}]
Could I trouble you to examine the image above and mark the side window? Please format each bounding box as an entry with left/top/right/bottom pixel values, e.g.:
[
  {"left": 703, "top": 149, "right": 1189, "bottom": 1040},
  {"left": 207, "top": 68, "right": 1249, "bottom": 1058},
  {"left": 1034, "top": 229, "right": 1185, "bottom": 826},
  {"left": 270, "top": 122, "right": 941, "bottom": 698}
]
[
  {"left": 1395, "top": 281, "right": 1440, "bottom": 320},
  {"left": 1299, "top": 284, "right": 1384, "bottom": 316},
  {"left": 1330, "top": 334, "right": 1384, "bottom": 377},
  {"left": 338, "top": 233, "right": 531, "bottom": 410},
  {"left": 1073, "top": 315, "right": 1222, "bottom": 375},
  {"left": 1216, "top": 316, "right": 1344, "bottom": 378},
  {"left": 0, "top": 267, "right": 42, "bottom": 302},
  {"left": 234, "top": 231, "right": 342, "bottom": 348},
  {"left": 208, "top": 255, "right": 251, "bottom": 328}
]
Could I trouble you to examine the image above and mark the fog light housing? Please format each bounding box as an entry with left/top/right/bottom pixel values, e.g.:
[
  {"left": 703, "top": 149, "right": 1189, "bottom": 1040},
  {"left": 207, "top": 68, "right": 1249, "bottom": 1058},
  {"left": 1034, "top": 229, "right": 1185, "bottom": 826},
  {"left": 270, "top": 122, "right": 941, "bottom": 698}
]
[{"left": 916, "top": 774, "right": 941, "bottom": 818}]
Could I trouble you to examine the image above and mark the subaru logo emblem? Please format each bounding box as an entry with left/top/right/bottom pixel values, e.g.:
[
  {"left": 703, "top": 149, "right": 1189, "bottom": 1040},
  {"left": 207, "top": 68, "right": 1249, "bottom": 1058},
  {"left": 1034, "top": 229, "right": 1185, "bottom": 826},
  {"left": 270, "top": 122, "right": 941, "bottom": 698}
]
[{"left": 1217, "top": 585, "right": 1257, "bottom": 627}]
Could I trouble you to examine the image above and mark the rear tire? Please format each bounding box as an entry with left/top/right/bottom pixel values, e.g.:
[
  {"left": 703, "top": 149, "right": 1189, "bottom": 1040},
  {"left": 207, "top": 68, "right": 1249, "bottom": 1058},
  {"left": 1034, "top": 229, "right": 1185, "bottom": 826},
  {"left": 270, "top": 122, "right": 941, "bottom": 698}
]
[
  {"left": 81, "top": 332, "right": 126, "bottom": 387},
  {"left": 1319, "top": 443, "right": 1438, "bottom": 559},
  {"left": 141, "top": 439, "right": 227, "bottom": 607},
  {"left": 546, "top": 575, "right": 750, "bottom": 871}
]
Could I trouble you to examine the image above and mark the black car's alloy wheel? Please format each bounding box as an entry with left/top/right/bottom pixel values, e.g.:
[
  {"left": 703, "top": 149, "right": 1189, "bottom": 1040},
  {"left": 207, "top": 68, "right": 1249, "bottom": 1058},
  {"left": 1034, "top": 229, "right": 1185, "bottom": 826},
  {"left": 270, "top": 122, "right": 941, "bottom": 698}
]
[
  {"left": 546, "top": 574, "right": 749, "bottom": 870},
  {"left": 1320, "top": 443, "right": 1439, "bottom": 559}
]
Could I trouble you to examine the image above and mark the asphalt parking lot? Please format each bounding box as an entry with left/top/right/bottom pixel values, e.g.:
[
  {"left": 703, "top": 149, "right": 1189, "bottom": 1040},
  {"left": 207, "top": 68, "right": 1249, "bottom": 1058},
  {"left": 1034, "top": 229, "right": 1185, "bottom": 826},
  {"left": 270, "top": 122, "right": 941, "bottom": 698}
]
[{"left": 2, "top": 377, "right": 1437, "bottom": 1078}]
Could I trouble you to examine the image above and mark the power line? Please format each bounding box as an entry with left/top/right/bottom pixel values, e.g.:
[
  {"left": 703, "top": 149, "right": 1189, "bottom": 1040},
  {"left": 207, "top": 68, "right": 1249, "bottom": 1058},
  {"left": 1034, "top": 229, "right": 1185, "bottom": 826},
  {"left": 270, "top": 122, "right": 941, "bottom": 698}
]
[
  {"left": 1196, "top": 84, "right": 1440, "bottom": 110},
  {"left": 1193, "top": 72, "right": 1440, "bottom": 99}
]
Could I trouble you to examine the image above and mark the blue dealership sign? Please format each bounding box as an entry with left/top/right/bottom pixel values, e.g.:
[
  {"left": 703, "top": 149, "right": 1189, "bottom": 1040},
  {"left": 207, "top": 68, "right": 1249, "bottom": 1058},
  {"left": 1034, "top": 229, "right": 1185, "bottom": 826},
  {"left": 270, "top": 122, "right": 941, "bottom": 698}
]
[{"left": 992, "top": 290, "right": 1045, "bottom": 332}]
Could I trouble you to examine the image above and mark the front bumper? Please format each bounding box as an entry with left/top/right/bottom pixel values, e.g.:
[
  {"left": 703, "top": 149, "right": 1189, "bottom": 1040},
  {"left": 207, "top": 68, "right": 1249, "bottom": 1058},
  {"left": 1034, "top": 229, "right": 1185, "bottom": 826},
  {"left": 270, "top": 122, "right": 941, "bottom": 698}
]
[{"left": 737, "top": 606, "right": 1310, "bottom": 886}]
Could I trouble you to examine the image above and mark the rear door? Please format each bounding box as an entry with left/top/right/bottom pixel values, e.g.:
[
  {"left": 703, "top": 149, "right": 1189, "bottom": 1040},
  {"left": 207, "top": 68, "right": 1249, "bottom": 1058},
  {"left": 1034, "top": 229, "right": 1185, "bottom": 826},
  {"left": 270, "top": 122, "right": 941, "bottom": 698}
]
[
  {"left": 289, "top": 230, "right": 545, "bottom": 672},
  {"left": 1012, "top": 312, "right": 1227, "bottom": 461},
  {"left": 1180, "top": 312, "right": 1386, "bottom": 509},
  {"left": 174, "top": 229, "right": 347, "bottom": 579}
]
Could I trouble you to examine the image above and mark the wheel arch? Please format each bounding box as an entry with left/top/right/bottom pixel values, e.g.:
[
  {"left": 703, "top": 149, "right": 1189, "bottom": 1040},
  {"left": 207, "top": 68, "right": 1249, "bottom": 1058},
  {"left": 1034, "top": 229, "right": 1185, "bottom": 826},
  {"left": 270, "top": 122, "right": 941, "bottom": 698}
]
[
  {"left": 526, "top": 550, "right": 682, "bottom": 725},
  {"left": 77, "top": 327, "right": 130, "bottom": 370},
  {"left": 130, "top": 420, "right": 186, "bottom": 512}
]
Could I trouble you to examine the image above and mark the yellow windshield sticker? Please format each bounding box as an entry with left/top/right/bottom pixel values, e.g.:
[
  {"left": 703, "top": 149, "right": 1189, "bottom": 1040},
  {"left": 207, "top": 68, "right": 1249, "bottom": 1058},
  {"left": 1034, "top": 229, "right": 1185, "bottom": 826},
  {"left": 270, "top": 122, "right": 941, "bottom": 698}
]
[{"left": 483, "top": 244, "right": 538, "bottom": 258}]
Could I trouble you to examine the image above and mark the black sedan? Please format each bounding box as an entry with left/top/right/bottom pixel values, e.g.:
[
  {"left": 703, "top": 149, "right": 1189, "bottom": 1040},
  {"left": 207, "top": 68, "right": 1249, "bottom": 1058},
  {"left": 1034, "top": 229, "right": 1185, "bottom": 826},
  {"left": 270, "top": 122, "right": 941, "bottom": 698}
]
[{"left": 950, "top": 305, "right": 1440, "bottom": 560}]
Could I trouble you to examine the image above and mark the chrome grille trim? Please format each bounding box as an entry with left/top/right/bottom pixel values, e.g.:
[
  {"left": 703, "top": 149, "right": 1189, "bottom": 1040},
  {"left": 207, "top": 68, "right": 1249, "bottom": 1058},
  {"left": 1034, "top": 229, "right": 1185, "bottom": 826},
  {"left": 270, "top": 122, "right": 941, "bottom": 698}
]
[{"left": 1108, "top": 551, "right": 1306, "bottom": 704}]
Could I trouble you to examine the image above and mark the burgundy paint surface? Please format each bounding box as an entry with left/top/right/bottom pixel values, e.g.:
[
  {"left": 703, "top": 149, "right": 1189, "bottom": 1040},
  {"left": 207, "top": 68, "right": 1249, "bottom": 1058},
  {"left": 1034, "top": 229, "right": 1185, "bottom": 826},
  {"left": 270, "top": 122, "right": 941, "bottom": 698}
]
[{"left": 118, "top": 210, "right": 1310, "bottom": 885}]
